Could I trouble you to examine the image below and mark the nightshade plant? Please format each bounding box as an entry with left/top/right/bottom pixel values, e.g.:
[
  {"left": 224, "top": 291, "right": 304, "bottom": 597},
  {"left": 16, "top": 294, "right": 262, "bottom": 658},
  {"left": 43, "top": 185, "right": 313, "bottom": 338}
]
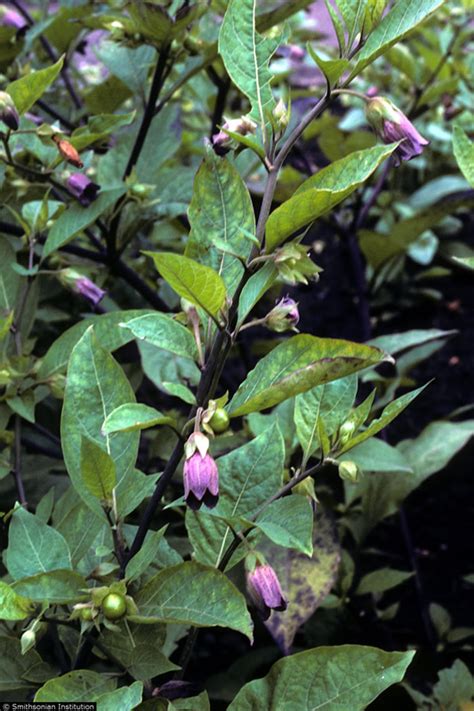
[{"left": 0, "top": 0, "right": 473, "bottom": 709}]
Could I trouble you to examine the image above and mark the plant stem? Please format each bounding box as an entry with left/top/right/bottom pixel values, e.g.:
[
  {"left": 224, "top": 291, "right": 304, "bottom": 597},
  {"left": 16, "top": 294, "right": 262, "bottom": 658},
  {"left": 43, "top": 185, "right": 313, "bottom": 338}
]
[{"left": 331, "top": 88, "right": 370, "bottom": 103}]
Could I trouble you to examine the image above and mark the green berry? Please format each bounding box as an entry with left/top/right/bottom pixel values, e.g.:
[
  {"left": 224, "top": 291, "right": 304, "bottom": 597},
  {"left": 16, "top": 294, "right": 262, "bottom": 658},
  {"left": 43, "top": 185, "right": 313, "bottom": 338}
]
[
  {"left": 80, "top": 607, "right": 94, "bottom": 621},
  {"left": 101, "top": 593, "right": 127, "bottom": 620},
  {"left": 209, "top": 407, "right": 230, "bottom": 434}
]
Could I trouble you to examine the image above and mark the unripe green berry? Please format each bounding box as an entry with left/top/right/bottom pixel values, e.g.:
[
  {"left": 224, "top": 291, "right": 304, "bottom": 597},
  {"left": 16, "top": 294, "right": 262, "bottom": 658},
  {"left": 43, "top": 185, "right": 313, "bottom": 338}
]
[
  {"left": 80, "top": 607, "right": 94, "bottom": 621},
  {"left": 209, "top": 407, "right": 230, "bottom": 434},
  {"left": 101, "top": 593, "right": 127, "bottom": 620}
]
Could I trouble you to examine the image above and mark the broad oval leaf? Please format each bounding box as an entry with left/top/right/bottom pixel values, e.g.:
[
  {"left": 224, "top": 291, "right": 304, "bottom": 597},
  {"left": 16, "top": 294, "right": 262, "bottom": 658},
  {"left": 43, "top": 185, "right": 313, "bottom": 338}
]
[
  {"left": 61, "top": 327, "right": 139, "bottom": 517},
  {"left": 132, "top": 561, "right": 253, "bottom": 641},
  {"left": 102, "top": 403, "right": 175, "bottom": 434},
  {"left": 101, "top": 624, "right": 178, "bottom": 681},
  {"left": 227, "top": 335, "right": 387, "bottom": 417},
  {"left": 186, "top": 151, "right": 255, "bottom": 294},
  {"left": 145, "top": 251, "right": 227, "bottom": 320},
  {"left": 5, "top": 506, "right": 72, "bottom": 581},
  {"left": 96, "top": 681, "right": 143, "bottom": 711},
  {"left": 453, "top": 125, "right": 474, "bottom": 188},
  {"left": 119, "top": 312, "right": 198, "bottom": 361},
  {"left": 0, "top": 638, "right": 52, "bottom": 692},
  {"left": 265, "top": 144, "right": 396, "bottom": 251},
  {"left": 12, "top": 570, "right": 88, "bottom": 604},
  {"left": 254, "top": 496, "right": 314, "bottom": 556},
  {"left": 35, "top": 670, "right": 116, "bottom": 702},
  {"left": 228, "top": 645, "right": 415, "bottom": 710}
]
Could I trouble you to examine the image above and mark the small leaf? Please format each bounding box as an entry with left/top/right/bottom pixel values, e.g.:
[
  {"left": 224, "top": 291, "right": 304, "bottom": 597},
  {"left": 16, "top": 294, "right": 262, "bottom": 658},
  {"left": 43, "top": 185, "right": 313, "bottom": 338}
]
[
  {"left": 356, "top": 568, "right": 413, "bottom": 596},
  {"left": 0, "top": 581, "right": 34, "bottom": 620},
  {"left": 254, "top": 496, "right": 314, "bottom": 556},
  {"left": 227, "top": 335, "right": 386, "bottom": 417},
  {"left": 102, "top": 403, "right": 175, "bottom": 434},
  {"left": 338, "top": 383, "right": 429, "bottom": 454},
  {"left": 307, "top": 45, "right": 349, "bottom": 87},
  {"left": 266, "top": 144, "right": 396, "bottom": 251},
  {"left": 131, "top": 561, "right": 254, "bottom": 641},
  {"left": 101, "top": 624, "right": 178, "bottom": 680},
  {"left": 228, "top": 645, "right": 415, "bottom": 710},
  {"left": 237, "top": 262, "right": 278, "bottom": 326},
  {"left": 125, "top": 527, "right": 167, "bottom": 582},
  {"left": 351, "top": 0, "right": 446, "bottom": 76},
  {"left": 145, "top": 252, "right": 227, "bottom": 320},
  {"left": 7, "top": 57, "right": 64, "bottom": 114},
  {"left": 80, "top": 436, "right": 117, "bottom": 500},
  {"left": 453, "top": 125, "right": 474, "bottom": 188},
  {"left": 43, "top": 187, "right": 126, "bottom": 257}
]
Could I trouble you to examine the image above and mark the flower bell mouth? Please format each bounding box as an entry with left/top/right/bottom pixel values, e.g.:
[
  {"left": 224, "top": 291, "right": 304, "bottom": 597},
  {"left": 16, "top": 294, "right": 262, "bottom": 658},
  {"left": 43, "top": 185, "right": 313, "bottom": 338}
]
[
  {"left": 247, "top": 563, "right": 288, "bottom": 620},
  {"left": 0, "top": 91, "right": 20, "bottom": 131},
  {"left": 365, "top": 96, "right": 429, "bottom": 165},
  {"left": 66, "top": 173, "right": 101, "bottom": 207},
  {"left": 183, "top": 452, "right": 219, "bottom": 510}
]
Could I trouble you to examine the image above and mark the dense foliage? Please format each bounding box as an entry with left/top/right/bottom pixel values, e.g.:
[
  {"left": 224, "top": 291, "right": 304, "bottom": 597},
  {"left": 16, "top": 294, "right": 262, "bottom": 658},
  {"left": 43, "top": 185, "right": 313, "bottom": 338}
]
[{"left": 0, "top": 0, "right": 473, "bottom": 708}]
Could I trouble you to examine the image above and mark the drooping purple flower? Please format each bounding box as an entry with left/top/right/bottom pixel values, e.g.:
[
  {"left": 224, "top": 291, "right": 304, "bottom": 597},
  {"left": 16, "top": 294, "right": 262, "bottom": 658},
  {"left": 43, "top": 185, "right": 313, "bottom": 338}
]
[
  {"left": 183, "top": 451, "right": 219, "bottom": 510},
  {"left": 247, "top": 564, "right": 287, "bottom": 620},
  {"left": 266, "top": 296, "right": 300, "bottom": 332},
  {"left": 0, "top": 90, "right": 19, "bottom": 131},
  {"left": 366, "top": 96, "right": 429, "bottom": 165},
  {"left": 0, "top": 4, "right": 28, "bottom": 32},
  {"left": 67, "top": 173, "right": 101, "bottom": 207},
  {"left": 75, "top": 277, "right": 106, "bottom": 305}
]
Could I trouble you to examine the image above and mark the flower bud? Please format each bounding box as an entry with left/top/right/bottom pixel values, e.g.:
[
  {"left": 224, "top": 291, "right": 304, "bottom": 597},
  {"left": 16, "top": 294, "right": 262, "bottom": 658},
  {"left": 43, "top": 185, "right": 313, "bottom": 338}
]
[
  {"left": 338, "top": 420, "right": 356, "bottom": 445},
  {"left": 58, "top": 268, "right": 106, "bottom": 305},
  {"left": 246, "top": 563, "right": 287, "bottom": 620},
  {"left": 66, "top": 173, "right": 100, "bottom": 207},
  {"left": 365, "top": 96, "right": 429, "bottom": 164},
  {"left": 273, "top": 98, "right": 289, "bottom": 130},
  {"left": 0, "top": 4, "right": 28, "bottom": 33},
  {"left": 53, "top": 135, "right": 83, "bottom": 168},
  {"left": 266, "top": 296, "right": 299, "bottom": 333},
  {"left": 0, "top": 90, "right": 20, "bottom": 131},
  {"left": 338, "top": 460, "right": 360, "bottom": 483},
  {"left": 211, "top": 116, "right": 257, "bottom": 155},
  {"left": 183, "top": 449, "right": 219, "bottom": 510},
  {"left": 20, "top": 629, "right": 36, "bottom": 655}
]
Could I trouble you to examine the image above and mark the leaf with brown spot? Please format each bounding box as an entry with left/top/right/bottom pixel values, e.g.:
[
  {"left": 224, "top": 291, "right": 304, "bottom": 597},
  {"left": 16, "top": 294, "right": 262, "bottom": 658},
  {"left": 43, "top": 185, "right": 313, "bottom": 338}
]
[{"left": 257, "top": 506, "right": 341, "bottom": 653}]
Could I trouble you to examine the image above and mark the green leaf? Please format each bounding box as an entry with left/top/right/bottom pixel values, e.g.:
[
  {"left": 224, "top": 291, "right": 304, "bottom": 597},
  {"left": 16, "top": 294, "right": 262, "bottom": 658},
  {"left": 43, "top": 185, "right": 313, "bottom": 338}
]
[
  {"left": 265, "top": 144, "right": 396, "bottom": 251},
  {"left": 186, "top": 423, "right": 285, "bottom": 568},
  {"left": 101, "top": 624, "right": 178, "bottom": 680},
  {"left": 356, "top": 568, "right": 413, "bottom": 596},
  {"left": 96, "top": 681, "right": 143, "bottom": 711},
  {"left": 351, "top": 0, "right": 446, "bottom": 75},
  {"left": 6, "top": 506, "right": 72, "bottom": 581},
  {"left": 115, "top": 469, "right": 159, "bottom": 519},
  {"left": 61, "top": 327, "right": 139, "bottom": 517},
  {"left": 7, "top": 56, "right": 64, "bottom": 114},
  {"left": 295, "top": 375, "right": 357, "bottom": 463},
  {"left": 338, "top": 384, "right": 429, "bottom": 454},
  {"left": 12, "top": 570, "right": 88, "bottom": 603},
  {"left": 237, "top": 262, "right": 278, "bottom": 326},
  {"left": 254, "top": 496, "right": 314, "bottom": 556},
  {"left": 132, "top": 561, "right": 253, "bottom": 641},
  {"left": 35, "top": 670, "right": 116, "bottom": 702},
  {"left": 0, "top": 581, "right": 34, "bottom": 620},
  {"left": 0, "top": 638, "right": 52, "bottom": 691},
  {"left": 368, "top": 329, "right": 456, "bottom": 357},
  {"left": 186, "top": 151, "right": 255, "bottom": 294},
  {"left": 0, "top": 238, "right": 20, "bottom": 311},
  {"left": 219, "top": 0, "right": 282, "bottom": 142},
  {"left": 258, "top": 507, "right": 341, "bottom": 653},
  {"left": 145, "top": 252, "right": 227, "bottom": 320},
  {"left": 162, "top": 381, "right": 197, "bottom": 405},
  {"left": 119, "top": 312, "right": 198, "bottom": 361},
  {"left": 53, "top": 489, "right": 104, "bottom": 567},
  {"left": 453, "top": 125, "right": 474, "bottom": 188},
  {"left": 228, "top": 645, "right": 415, "bottom": 710},
  {"left": 340, "top": 437, "right": 413, "bottom": 474},
  {"left": 38, "top": 309, "right": 155, "bottom": 378},
  {"left": 43, "top": 187, "right": 126, "bottom": 257},
  {"left": 227, "top": 335, "right": 386, "bottom": 417},
  {"left": 307, "top": 45, "right": 349, "bottom": 87},
  {"left": 102, "top": 403, "right": 175, "bottom": 434},
  {"left": 81, "top": 436, "right": 117, "bottom": 500},
  {"left": 125, "top": 527, "right": 167, "bottom": 582}
]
